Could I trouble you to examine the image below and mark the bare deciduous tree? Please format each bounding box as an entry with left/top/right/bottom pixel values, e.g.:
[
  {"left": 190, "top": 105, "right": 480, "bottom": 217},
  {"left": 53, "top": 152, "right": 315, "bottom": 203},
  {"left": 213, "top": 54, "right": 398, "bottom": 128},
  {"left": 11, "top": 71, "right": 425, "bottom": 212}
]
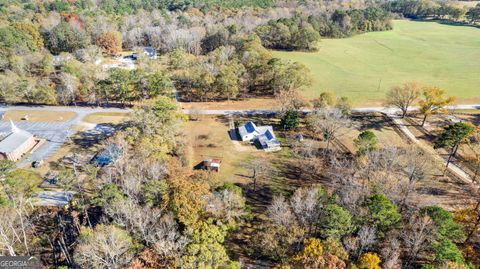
[
  {"left": 246, "top": 158, "right": 272, "bottom": 192},
  {"left": 56, "top": 72, "right": 79, "bottom": 105},
  {"left": 384, "top": 82, "right": 421, "bottom": 118},
  {"left": 268, "top": 196, "right": 297, "bottom": 228},
  {"left": 0, "top": 194, "right": 33, "bottom": 256},
  {"left": 290, "top": 187, "right": 322, "bottom": 234},
  {"left": 207, "top": 188, "right": 246, "bottom": 222},
  {"left": 307, "top": 108, "right": 352, "bottom": 151},
  {"left": 74, "top": 225, "right": 135, "bottom": 269},
  {"left": 291, "top": 139, "right": 324, "bottom": 180},
  {"left": 398, "top": 146, "right": 435, "bottom": 210},
  {"left": 381, "top": 238, "right": 402, "bottom": 269},
  {"left": 363, "top": 147, "right": 402, "bottom": 179},
  {"left": 0, "top": 207, "right": 28, "bottom": 256},
  {"left": 401, "top": 214, "right": 435, "bottom": 268},
  {"left": 328, "top": 155, "right": 368, "bottom": 215},
  {"left": 105, "top": 200, "right": 187, "bottom": 260}
]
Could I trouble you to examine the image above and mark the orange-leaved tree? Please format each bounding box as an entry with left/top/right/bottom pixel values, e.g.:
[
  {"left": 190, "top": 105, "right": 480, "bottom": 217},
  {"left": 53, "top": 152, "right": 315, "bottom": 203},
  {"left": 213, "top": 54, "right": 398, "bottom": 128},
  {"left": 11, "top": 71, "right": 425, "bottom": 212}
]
[{"left": 97, "top": 31, "right": 122, "bottom": 55}]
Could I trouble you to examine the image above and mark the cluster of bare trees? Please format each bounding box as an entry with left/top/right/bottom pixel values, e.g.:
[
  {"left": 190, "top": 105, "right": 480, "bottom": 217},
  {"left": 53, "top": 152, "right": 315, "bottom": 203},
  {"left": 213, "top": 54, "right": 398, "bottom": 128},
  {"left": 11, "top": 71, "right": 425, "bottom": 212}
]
[
  {"left": 0, "top": 199, "right": 33, "bottom": 256},
  {"left": 384, "top": 82, "right": 455, "bottom": 126},
  {"left": 255, "top": 126, "right": 479, "bottom": 268},
  {"left": 118, "top": 7, "right": 295, "bottom": 54},
  {"left": 266, "top": 83, "right": 480, "bottom": 268}
]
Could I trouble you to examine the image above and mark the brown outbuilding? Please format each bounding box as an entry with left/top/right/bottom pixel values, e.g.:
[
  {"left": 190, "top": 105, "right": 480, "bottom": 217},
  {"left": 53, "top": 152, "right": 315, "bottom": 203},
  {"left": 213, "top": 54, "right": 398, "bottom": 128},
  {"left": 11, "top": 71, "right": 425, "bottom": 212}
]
[{"left": 203, "top": 158, "right": 221, "bottom": 172}]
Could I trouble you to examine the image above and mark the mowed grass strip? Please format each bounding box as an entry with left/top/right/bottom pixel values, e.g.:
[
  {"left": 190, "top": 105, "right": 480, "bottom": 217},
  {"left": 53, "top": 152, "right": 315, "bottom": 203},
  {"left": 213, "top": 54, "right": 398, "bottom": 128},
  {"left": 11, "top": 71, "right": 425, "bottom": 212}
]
[
  {"left": 2, "top": 110, "right": 77, "bottom": 122},
  {"left": 273, "top": 20, "right": 480, "bottom": 106},
  {"left": 81, "top": 112, "right": 131, "bottom": 124}
]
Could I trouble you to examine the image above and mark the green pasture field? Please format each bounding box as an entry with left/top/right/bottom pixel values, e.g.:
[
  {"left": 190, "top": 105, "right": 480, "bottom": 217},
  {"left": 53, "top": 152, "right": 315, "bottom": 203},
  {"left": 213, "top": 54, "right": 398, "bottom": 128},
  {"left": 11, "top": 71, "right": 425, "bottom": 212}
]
[{"left": 273, "top": 20, "right": 480, "bottom": 106}]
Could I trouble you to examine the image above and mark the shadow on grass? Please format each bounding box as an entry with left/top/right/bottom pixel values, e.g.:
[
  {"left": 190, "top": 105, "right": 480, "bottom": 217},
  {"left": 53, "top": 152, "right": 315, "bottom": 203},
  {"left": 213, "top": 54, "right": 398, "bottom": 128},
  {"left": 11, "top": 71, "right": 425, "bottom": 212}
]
[
  {"left": 352, "top": 113, "right": 399, "bottom": 132},
  {"left": 414, "top": 18, "right": 480, "bottom": 30},
  {"left": 72, "top": 122, "right": 129, "bottom": 148}
]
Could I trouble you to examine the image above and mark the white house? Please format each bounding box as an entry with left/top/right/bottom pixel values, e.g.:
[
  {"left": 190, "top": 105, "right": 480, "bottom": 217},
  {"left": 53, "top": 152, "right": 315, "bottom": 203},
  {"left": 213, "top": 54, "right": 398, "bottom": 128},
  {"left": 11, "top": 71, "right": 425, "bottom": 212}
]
[{"left": 237, "top": 121, "right": 280, "bottom": 151}]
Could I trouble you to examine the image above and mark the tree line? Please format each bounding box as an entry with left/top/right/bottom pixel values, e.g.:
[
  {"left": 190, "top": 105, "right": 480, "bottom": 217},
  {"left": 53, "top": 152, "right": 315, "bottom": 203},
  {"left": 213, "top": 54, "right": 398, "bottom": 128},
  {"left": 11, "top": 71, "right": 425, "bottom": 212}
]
[
  {"left": 171, "top": 35, "right": 311, "bottom": 101},
  {"left": 385, "top": 0, "right": 480, "bottom": 24},
  {"left": 256, "top": 7, "right": 392, "bottom": 51}
]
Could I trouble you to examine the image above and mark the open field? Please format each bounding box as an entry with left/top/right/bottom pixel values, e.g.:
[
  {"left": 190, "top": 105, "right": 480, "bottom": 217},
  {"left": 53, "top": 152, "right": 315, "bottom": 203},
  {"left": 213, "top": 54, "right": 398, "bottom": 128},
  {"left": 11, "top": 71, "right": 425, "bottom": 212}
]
[
  {"left": 2, "top": 110, "right": 77, "bottom": 122},
  {"left": 273, "top": 20, "right": 480, "bottom": 106},
  {"left": 339, "top": 113, "right": 409, "bottom": 153}
]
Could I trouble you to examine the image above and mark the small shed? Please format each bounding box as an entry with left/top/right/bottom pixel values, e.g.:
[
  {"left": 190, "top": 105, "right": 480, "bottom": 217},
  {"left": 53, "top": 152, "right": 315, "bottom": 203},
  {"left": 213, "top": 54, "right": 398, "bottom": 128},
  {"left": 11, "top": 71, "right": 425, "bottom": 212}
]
[{"left": 203, "top": 158, "right": 221, "bottom": 172}]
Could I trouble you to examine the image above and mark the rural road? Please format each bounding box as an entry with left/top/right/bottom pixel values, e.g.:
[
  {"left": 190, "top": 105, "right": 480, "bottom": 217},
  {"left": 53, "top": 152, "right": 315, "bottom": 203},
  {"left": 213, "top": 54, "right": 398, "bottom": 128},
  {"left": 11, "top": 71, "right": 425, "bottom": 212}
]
[
  {"left": 182, "top": 104, "right": 480, "bottom": 115},
  {"left": 1, "top": 104, "right": 479, "bottom": 116}
]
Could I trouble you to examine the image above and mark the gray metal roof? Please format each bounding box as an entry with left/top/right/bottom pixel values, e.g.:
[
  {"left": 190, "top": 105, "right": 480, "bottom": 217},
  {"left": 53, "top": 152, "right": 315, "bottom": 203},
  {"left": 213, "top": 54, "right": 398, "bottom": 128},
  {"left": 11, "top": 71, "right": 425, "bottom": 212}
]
[
  {"left": 0, "top": 122, "right": 34, "bottom": 153},
  {"left": 238, "top": 122, "right": 280, "bottom": 149},
  {"left": 256, "top": 132, "right": 280, "bottom": 148},
  {"left": 238, "top": 121, "right": 258, "bottom": 138},
  {"left": 33, "top": 191, "right": 76, "bottom": 207}
]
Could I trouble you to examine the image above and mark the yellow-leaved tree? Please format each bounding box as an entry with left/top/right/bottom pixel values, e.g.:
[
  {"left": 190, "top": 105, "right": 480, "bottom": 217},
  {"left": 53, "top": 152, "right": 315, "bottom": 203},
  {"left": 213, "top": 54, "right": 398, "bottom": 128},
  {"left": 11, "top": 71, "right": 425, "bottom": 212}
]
[
  {"left": 418, "top": 86, "right": 455, "bottom": 127},
  {"left": 357, "top": 252, "right": 382, "bottom": 269},
  {"left": 293, "top": 238, "right": 347, "bottom": 269}
]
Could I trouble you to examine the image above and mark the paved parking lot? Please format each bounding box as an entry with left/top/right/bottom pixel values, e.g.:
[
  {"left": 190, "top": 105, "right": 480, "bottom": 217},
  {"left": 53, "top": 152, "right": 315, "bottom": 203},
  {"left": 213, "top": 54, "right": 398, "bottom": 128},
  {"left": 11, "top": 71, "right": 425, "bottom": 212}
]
[
  {"left": 0, "top": 121, "right": 73, "bottom": 166},
  {"left": 0, "top": 119, "right": 119, "bottom": 167},
  {"left": 0, "top": 106, "right": 131, "bottom": 167}
]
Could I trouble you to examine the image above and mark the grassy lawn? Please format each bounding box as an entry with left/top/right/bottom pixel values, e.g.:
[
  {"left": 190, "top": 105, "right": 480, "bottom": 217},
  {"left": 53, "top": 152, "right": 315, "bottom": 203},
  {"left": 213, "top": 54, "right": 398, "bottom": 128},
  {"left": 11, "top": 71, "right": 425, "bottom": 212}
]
[
  {"left": 81, "top": 112, "right": 130, "bottom": 124},
  {"left": 339, "top": 113, "right": 409, "bottom": 153},
  {"left": 273, "top": 20, "right": 480, "bottom": 106},
  {"left": 2, "top": 110, "right": 77, "bottom": 122},
  {"left": 185, "top": 115, "right": 280, "bottom": 184}
]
